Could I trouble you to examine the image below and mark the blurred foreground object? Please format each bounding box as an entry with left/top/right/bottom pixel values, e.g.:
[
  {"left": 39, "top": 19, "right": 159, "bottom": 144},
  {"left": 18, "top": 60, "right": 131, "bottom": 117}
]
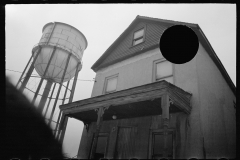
[{"left": 5, "top": 77, "right": 64, "bottom": 159}]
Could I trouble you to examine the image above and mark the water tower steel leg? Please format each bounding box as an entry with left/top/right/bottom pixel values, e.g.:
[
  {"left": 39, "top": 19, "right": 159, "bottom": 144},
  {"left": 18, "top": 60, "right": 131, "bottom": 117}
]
[
  {"left": 38, "top": 80, "right": 53, "bottom": 114},
  {"left": 16, "top": 55, "right": 33, "bottom": 88},
  {"left": 69, "top": 62, "right": 80, "bottom": 102},
  {"left": 59, "top": 114, "right": 68, "bottom": 143},
  {"left": 44, "top": 83, "right": 57, "bottom": 118},
  {"left": 48, "top": 53, "right": 71, "bottom": 126},
  {"left": 54, "top": 80, "right": 70, "bottom": 136},
  {"left": 32, "top": 47, "right": 56, "bottom": 105},
  {"left": 58, "top": 62, "right": 80, "bottom": 143},
  {"left": 19, "top": 47, "right": 42, "bottom": 93}
]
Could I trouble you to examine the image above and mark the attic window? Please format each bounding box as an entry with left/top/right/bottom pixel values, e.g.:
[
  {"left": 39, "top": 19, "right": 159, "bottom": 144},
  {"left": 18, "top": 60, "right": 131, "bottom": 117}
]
[{"left": 132, "top": 28, "right": 145, "bottom": 46}]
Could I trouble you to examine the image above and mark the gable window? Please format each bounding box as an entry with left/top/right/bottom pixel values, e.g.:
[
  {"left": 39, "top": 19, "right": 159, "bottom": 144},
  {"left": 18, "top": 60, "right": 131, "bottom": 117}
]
[
  {"left": 153, "top": 59, "right": 173, "bottom": 84},
  {"left": 132, "top": 28, "right": 145, "bottom": 46},
  {"left": 104, "top": 74, "right": 118, "bottom": 94}
]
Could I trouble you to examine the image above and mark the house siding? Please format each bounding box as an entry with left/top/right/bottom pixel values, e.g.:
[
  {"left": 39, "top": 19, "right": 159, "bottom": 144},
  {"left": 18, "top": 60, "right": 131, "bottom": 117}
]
[
  {"left": 78, "top": 19, "right": 235, "bottom": 159},
  {"left": 195, "top": 43, "right": 236, "bottom": 158},
  {"left": 88, "top": 41, "right": 235, "bottom": 159},
  {"left": 91, "top": 47, "right": 163, "bottom": 97},
  {"left": 174, "top": 42, "right": 235, "bottom": 158},
  {"left": 98, "top": 22, "right": 168, "bottom": 70}
]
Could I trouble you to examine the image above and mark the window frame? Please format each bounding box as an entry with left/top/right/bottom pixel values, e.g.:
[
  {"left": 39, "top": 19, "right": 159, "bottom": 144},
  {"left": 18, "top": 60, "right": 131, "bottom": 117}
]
[
  {"left": 152, "top": 58, "right": 174, "bottom": 84},
  {"left": 148, "top": 129, "right": 176, "bottom": 159},
  {"left": 103, "top": 74, "right": 119, "bottom": 94},
  {"left": 131, "top": 27, "right": 146, "bottom": 47}
]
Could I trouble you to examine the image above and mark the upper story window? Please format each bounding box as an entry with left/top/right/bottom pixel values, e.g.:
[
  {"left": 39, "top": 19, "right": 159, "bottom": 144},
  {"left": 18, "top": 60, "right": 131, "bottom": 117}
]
[
  {"left": 153, "top": 59, "right": 173, "bottom": 84},
  {"left": 132, "top": 28, "right": 145, "bottom": 46},
  {"left": 103, "top": 74, "right": 118, "bottom": 94}
]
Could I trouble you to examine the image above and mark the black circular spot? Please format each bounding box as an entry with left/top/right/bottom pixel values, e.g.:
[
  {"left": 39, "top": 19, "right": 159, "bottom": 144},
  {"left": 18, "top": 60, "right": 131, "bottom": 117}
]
[{"left": 160, "top": 25, "right": 199, "bottom": 64}]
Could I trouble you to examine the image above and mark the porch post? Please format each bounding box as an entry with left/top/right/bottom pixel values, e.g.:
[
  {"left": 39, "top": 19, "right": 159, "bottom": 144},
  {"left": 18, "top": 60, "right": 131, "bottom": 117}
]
[
  {"left": 90, "top": 107, "right": 105, "bottom": 159},
  {"left": 161, "top": 94, "right": 170, "bottom": 158}
]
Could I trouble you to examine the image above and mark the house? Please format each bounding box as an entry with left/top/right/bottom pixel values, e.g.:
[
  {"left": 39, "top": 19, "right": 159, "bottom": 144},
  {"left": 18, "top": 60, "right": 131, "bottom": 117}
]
[{"left": 58, "top": 15, "right": 236, "bottom": 159}]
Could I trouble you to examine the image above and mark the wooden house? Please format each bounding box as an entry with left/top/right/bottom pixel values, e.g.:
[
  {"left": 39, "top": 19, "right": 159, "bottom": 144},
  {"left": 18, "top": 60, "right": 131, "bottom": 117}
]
[{"left": 59, "top": 15, "right": 236, "bottom": 159}]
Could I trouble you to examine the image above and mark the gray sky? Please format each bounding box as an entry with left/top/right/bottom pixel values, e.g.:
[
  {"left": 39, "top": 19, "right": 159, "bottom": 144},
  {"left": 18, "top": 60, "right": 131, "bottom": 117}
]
[{"left": 6, "top": 4, "right": 236, "bottom": 158}]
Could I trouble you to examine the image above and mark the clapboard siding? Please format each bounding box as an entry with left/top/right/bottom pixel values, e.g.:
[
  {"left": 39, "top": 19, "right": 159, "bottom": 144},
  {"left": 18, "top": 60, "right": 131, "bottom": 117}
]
[{"left": 97, "top": 22, "right": 168, "bottom": 70}]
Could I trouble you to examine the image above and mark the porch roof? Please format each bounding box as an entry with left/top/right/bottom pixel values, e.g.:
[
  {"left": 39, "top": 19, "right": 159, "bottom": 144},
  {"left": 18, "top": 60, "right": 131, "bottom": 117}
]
[{"left": 59, "top": 80, "right": 192, "bottom": 124}]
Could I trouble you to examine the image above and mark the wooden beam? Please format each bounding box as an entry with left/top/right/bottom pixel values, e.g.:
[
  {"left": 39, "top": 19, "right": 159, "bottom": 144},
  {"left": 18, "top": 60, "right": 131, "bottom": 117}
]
[
  {"left": 59, "top": 114, "right": 68, "bottom": 144},
  {"left": 63, "top": 89, "right": 166, "bottom": 115},
  {"left": 90, "top": 107, "right": 104, "bottom": 159},
  {"left": 161, "top": 94, "right": 170, "bottom": 158},
  {"left": 60, "top": 81, "right": 170, "bottom": 110},
  {"left": 60, "top": 81, "right": 191, "bottom": 114}
]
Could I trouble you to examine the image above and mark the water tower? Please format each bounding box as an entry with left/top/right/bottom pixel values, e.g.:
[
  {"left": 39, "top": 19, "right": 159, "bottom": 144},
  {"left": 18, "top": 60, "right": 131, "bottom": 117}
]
[{"left": 16, "top": 22, "right": 87, "bottom": 141}]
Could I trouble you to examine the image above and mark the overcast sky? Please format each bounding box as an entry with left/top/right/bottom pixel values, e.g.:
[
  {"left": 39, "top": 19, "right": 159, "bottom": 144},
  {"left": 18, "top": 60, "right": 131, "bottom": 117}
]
[{"left": 6, "top": 4, "right": 236, "bottom": 158}]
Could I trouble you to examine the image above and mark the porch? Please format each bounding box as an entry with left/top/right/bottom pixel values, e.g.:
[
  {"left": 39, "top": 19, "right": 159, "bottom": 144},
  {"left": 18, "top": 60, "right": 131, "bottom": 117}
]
[{"left": 59, "top": 80, "right": 192, "bottom": 159}]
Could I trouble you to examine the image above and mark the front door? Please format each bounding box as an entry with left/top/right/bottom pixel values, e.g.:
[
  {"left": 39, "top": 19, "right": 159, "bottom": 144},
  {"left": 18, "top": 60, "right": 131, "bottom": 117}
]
[{"left": 114, "top": 127, "right": 136, "bottom": 159}]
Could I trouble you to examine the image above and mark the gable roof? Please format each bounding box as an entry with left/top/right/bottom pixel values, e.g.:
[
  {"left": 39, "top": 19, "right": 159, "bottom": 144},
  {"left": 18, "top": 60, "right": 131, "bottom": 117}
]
[{"left": 91, "top": 15, "right": 235, "bottom": 95}]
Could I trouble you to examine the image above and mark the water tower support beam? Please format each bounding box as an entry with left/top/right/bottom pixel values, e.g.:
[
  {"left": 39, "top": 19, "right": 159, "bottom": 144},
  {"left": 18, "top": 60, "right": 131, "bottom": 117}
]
[
  {"left": 44, "top": 83, "right": 57, "bottom": 118},
  {"left": 69, "top": 62, "right": 81, "bottom": 102},
  {"left": 38, "top": 80, "right": 53, "bottom": 114},
  {"left": 54, "top": 80, "right": 70, "bottom": 136},
  {"left": 16, "top": 55, "right": 32, "bottom": 88},
  {"left": 58, "top": 114, "right": 68, "bottom": 143},
  {"left": 58, "top": 62, "right": 81, "bottom": 143},
  {"left": 48, "top": 53, "right": 71, "bottom": 126},
  {"left": 19, "top": 47, "right": 42, "bottom": 93},
  {"left": 32, "top": 47, "right": 56, "bottom": 105}
]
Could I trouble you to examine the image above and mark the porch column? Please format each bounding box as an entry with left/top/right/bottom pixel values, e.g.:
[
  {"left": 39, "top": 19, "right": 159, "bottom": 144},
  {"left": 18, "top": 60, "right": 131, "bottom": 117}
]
[
  {"left": 90, "top": 106, "right": 109, "bottom": 159},
  {"left": 161, "top": 94, "right": 170, "bottom": 158}
]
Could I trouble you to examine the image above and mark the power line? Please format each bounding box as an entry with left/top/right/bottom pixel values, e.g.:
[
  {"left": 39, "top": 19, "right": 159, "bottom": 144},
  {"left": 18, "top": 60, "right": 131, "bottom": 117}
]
[{"left": 6, "top": 68, "right": 95, "bottom": 82}]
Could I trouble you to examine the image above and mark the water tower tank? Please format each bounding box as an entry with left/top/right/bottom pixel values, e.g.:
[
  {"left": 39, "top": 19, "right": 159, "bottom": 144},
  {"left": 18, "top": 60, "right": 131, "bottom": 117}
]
[{"left": 32, "top": 22, "right": 88, "bottom": 83}]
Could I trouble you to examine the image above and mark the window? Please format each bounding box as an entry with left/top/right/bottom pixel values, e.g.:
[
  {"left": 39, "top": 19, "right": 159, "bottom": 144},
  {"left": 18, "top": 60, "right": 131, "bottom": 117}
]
[
  {"left": 104, "top": 74, "right": 118, "bottom": 94},
  {"left": 153, "top": 59, "right": 173, "bottom": 84},
  {"left": 132, "top": 28, "right": 145, "bottom": 46},
  {"left": 149, "top": 130, "right": 175, "bottom": 159}
]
